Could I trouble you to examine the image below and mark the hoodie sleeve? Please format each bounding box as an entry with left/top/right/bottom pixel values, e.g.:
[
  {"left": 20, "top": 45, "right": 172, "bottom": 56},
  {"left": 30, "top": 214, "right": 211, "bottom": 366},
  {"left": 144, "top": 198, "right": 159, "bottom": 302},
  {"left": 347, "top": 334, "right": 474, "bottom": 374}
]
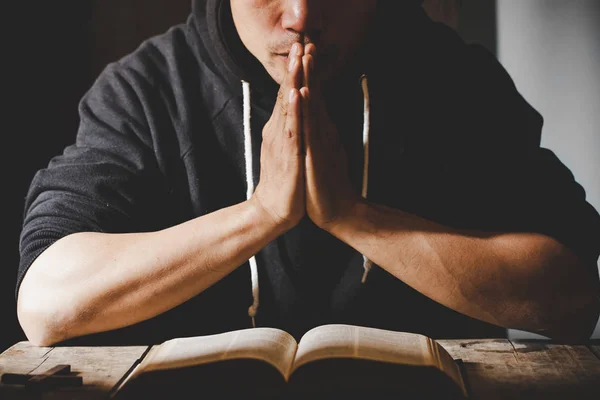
[
  {"left": 438, "top": 39, "right": 600, "bottom": 278},
  {"left": 17, "top": 60, "right": 170, "bottom": 299}
]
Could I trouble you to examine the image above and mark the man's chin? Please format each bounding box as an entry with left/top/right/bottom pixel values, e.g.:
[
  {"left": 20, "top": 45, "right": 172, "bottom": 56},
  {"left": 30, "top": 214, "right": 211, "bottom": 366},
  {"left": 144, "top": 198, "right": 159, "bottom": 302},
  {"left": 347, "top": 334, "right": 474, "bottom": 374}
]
[{"left": 264, "top": 59, "right": 287, "bottom": 86}]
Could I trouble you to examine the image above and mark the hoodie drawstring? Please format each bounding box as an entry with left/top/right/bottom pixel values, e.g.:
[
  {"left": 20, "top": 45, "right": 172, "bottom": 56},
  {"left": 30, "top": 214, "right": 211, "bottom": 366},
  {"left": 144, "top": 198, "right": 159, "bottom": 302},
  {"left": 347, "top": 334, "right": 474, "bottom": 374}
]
[
  {"left": 242, "top": 80, "right": 260, "bottom": 328},
  {"left": 360, "top": 75, "right": 373, "bottom": 284},
  {"left": 242, "top": 75, "right": 372, "bottom": 327}
]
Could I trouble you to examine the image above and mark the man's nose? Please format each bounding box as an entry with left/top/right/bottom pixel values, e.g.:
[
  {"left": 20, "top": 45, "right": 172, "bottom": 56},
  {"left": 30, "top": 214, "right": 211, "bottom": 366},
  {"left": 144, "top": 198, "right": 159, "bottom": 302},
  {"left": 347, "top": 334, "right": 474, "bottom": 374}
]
[{"left": 281, "top": 0, "right": 323, "bottom": 40}]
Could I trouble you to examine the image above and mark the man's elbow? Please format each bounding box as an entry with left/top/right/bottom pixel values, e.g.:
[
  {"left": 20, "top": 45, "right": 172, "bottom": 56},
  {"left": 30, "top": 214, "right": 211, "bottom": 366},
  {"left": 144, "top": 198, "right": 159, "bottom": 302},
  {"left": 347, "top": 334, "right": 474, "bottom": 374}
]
[
  {"left": 546, "top": 256, "right": 600, "bottom": 344},
  {"left": 18, "top": 299, "right": 61, "bottom": 347},
  {"left": 16, "top": 281, "right": 74, "bottom": 347},
  {"left": 519, "top": 238, "right": 600, "bottom": 344},
  {"left": 555, "top": 297, "right": 599, "bottom": 344},
  {"left": 17, "top": 289, "right": 78, "bottom": 346},
  {"left": 535, "top": 291, "right": 600, "bottom": 344}
]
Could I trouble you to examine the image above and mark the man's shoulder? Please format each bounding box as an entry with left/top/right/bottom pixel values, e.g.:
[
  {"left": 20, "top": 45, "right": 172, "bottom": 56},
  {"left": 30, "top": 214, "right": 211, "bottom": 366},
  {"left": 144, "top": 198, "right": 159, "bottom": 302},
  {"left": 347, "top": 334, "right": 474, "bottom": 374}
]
[
  {"left": 420, "top": 18, "right": 499, "bottom": 74},
  {"left": 105, "top": 22, "right": 197, "bottom": 87}
]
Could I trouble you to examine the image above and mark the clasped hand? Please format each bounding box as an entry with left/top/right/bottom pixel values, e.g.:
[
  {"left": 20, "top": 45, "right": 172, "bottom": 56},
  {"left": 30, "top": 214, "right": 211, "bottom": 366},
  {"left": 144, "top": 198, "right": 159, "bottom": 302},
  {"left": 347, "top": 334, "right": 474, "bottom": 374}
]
[{"left": 252, "top": 42, "right": 361, "bottom": 233}]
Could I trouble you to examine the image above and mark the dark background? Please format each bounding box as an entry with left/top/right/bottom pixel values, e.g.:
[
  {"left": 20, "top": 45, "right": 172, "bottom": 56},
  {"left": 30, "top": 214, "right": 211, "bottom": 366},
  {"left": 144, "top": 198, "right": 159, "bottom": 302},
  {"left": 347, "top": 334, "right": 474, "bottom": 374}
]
[
  {"left": 1, "top": 1, "right": 495, "bottom": 352},
  {"left": 2, "top": 0, "right": 192, "bottom": 352}
]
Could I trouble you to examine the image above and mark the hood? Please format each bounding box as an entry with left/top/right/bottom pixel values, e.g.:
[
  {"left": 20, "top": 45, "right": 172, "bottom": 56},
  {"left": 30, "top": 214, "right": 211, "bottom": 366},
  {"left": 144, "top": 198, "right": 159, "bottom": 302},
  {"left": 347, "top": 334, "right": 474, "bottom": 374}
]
[
  {"left": 190, "top": 0, "right": 428, "bottom": 103},
  {"left": 190, "top": 0, "right": 279, "bottom": 104}
]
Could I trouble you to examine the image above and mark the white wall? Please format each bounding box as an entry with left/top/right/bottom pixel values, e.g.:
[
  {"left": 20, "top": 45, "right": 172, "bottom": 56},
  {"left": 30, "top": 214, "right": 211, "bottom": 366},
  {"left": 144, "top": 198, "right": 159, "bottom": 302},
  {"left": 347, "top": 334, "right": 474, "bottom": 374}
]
[{"left": 496, "top": 0, "right": 600, "bottom": 339}]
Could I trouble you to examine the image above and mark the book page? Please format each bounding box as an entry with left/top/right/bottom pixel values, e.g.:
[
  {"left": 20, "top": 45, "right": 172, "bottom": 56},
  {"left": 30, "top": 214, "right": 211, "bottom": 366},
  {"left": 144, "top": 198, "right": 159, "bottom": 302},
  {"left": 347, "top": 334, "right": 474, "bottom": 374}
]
[
  {"left": 139, "top": 328, "right": 298, "bottom": 378},
  {"left": 292, "top": 324, "right": 433, "bottom": 372},
  {"left": 428, "top": 338, "right": 467, "bottom": 395},
  {"left": 291, "top": 324, "right": 467, "bottom": 396}
]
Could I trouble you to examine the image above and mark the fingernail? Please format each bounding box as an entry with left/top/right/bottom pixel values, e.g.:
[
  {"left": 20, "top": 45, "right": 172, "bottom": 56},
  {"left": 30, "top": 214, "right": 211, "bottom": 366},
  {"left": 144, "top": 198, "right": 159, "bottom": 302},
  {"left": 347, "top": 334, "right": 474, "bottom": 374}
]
[
  {"left": 289, "top": 89, "right": 296, "bottom": 103},
  {"left": 289, "top": 56, "right": 297, "bottom": 72},
  {"left": 291, "top": 43, "right": 299, "bottom": 56}
]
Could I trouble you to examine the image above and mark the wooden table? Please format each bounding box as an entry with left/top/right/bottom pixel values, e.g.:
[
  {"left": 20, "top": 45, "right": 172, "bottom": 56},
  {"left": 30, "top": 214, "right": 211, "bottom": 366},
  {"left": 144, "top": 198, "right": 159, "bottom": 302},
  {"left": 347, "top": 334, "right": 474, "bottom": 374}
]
[{"left": 1, "top": 339, "right": 599, "bottom": 399}]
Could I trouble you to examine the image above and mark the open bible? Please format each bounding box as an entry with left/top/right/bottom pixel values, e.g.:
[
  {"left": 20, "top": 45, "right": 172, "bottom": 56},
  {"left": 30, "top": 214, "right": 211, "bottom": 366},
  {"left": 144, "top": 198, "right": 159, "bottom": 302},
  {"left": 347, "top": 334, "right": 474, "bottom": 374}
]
[{"left": 113, "top": 324, "right": 468, "bottom": 399}]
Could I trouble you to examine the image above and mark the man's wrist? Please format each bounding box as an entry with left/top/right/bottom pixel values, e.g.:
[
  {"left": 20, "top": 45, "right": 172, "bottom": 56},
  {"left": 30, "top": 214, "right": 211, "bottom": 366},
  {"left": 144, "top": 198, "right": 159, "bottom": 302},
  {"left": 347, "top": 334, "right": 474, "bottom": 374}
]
[
  {"left": 324, "top": 197, "right": 369, "bottom": 238},
  {"left": 246, "top": 196, "right": 295, "bottom": 238}
]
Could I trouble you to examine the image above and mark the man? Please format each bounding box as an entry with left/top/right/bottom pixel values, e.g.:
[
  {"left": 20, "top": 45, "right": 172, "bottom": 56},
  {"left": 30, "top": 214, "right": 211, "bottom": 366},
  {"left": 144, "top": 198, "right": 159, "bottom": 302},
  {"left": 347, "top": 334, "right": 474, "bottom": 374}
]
[{"left": 16, "top": 0, "right": 600, "bottom": 347}]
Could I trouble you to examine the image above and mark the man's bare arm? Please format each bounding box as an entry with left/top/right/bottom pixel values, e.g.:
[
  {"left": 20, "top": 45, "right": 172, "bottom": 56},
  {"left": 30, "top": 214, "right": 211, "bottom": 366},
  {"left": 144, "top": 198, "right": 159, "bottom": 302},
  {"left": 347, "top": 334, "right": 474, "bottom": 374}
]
[
  {"left": 327, "top": 199, "right": 600, "bottom": 343},
  {"left": 17, "top": 43, "right": 308, "bottom": 347},
  {"left": 17, "top": 199, "right": 286, "bottom": 347}
]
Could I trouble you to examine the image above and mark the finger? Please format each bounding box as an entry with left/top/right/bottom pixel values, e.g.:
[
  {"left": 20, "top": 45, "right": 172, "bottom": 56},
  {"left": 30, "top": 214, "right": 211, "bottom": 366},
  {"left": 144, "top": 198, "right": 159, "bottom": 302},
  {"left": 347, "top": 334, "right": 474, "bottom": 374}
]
[
  {"left": 284, "top": 88, "right": 302, "bottom": 155},
  {"left": 280, "top": 43, "right": 303, "bottom": 114},
  {"left": 287, "top": 42, "right": 303, "bottom": 94},
  {"left": 300, "top": 57, "right": 317, "bottom": 154},
  {"left": 271, "top": 43, "right": 303, "bottom": 134},
  {"left": 302, "top": 53, "right": 335, "bottom": 151},
  {"left": 304, "top": 43, "right": 321, "bottom": 90},
  {"left": 302, "top": 54, "right": 313, "bottom": 90},
  {"left": 301, "top": 46, "right": 324, "bottom": 117},
  {"left": 304, "top": 54, "right": 322, "bottom": 129},
  {"left": 300, "top": 87, "right": 313, "bottom": 155}
]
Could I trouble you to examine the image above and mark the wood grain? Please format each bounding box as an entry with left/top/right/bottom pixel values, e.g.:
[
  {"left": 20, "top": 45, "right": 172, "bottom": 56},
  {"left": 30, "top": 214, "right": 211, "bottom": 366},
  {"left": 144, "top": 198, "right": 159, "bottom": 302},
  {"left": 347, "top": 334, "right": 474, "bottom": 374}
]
[
  {"left": 589, "top": 344, "right": 600, "bottom": 361},
  {"left": 3, "top": 339, "right": 600, "bottom": 399},
  {"left": 0, "top": 341, "right": 149, "bottom": 400},
  {"left": 439, "top": 339, "right": 600, "bottom": 400}
]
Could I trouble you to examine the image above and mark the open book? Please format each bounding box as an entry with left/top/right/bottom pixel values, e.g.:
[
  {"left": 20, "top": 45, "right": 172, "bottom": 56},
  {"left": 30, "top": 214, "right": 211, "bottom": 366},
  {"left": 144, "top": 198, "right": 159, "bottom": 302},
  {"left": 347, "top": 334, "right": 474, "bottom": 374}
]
[{"left": 113, "top": 324, "right": 468, "bottom": 399}]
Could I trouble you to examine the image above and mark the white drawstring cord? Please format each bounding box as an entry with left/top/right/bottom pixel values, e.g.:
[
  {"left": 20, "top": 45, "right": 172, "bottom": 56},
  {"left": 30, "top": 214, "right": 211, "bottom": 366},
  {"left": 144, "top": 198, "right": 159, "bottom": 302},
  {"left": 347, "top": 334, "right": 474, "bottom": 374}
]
[
  {"left": 242, "top": 80, "right": 259, "bottom": 328},
  {"left": 360, "top": 75, "right": 373, "bottom": 284}
]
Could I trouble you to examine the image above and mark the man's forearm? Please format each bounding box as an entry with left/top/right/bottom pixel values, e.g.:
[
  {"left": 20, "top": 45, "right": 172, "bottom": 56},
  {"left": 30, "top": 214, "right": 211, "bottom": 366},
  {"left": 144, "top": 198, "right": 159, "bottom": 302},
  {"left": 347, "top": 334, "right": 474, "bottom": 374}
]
[
  {"left": 17, "top": 198, "right": 284, "bottom": 346},
  {"left": 327, "top": 199, "right": 600, "bottom": 342}
]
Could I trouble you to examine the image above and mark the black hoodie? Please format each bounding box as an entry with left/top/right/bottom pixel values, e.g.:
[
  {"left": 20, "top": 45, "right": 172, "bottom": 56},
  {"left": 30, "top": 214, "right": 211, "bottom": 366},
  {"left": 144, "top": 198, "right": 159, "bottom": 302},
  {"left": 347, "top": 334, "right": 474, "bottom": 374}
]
[{"left": 18, "top": 0, "right": 600, "bottom": 345}]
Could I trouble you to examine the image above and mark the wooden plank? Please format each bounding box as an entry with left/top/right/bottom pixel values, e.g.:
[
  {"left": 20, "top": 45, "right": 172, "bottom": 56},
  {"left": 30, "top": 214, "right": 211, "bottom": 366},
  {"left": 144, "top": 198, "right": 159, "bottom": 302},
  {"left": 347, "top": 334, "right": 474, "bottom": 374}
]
[
  {"left": 437, "top": 339, "right": 523, "bottom": 400},
  {"left": 0, "top": 342, "right": 55, "bottom": 400},
  {"left": 3, "top": 339, "right": 600, "bottom": 399},
  {"left": 1, "top": 341, "right": 149, "bottom": 400},
  {"left": 507, "top": 340, "right": 600, "bottom": 397},
  {"left": 588, "top": 344, "right": 600, "bottom": 361},
  {"left": 461, "top": 362, "right": 599, "bottom": 400},
  {"left": 438, "top": 339, "right": 600, "bottom": 400},
  {"left": 0, "top": 342, "right": 53, "bottom": 375},
  {"left": 437, "top": 339, "right": 518, "bottom": 364},
  {"left": 2, "top": 364, "right": 83, "bottom": 388},
  {"left": 510, "top": 339, "right": 600, "bottom": 366}
]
